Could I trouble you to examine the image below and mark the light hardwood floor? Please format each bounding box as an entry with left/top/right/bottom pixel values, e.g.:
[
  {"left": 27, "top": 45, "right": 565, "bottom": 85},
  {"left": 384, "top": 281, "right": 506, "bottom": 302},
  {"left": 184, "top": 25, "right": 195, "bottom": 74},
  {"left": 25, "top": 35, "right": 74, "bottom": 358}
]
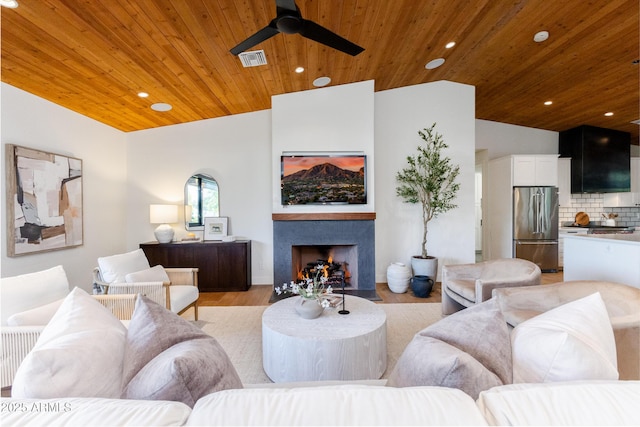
[{"left": 198, "top": 271, "right": 564, "bottom": 306}]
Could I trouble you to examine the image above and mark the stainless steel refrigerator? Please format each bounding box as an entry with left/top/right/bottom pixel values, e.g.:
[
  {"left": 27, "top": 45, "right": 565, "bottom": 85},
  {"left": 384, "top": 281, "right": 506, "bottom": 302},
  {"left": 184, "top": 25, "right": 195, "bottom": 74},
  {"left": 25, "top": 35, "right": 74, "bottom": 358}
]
[{"left": 513, "top": 186, "right": 559, "bottom": 272}]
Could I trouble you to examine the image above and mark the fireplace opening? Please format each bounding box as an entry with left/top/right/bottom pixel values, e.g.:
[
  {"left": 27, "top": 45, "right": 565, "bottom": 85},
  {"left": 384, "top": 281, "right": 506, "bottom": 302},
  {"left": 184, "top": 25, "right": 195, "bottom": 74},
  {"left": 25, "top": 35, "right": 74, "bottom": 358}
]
[{"left": 291, "top": 245, "right": 358, "bottom": 289}]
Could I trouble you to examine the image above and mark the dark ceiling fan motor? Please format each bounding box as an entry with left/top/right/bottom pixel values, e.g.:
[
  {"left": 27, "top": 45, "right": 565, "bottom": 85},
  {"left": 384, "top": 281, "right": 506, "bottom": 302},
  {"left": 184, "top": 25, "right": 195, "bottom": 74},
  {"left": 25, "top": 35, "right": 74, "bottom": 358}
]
[{"left": 230, "top": 0, "right": 364, "bottom": 56}]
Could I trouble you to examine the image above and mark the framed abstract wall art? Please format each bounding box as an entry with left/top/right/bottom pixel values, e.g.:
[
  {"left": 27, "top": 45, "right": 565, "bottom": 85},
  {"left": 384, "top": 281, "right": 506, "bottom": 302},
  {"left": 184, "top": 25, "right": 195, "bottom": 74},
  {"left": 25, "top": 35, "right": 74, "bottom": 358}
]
[{"left": 5, "top": 144, "right": 83, "bottom": 256}]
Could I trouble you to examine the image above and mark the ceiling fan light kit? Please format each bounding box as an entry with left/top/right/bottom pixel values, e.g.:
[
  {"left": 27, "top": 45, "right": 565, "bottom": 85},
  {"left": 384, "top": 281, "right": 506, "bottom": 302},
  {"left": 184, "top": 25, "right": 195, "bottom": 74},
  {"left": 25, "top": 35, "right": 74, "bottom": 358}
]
[{"left": 230, "top": 0, "right": 364, "bottom": 57}]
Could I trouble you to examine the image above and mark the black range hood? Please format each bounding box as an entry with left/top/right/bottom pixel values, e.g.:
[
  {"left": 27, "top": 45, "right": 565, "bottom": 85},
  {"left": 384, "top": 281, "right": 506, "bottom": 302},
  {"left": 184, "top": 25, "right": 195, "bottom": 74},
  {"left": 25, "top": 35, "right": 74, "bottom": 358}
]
[{"left": 559, "top": 125, "right": 631, "bottom": 193}]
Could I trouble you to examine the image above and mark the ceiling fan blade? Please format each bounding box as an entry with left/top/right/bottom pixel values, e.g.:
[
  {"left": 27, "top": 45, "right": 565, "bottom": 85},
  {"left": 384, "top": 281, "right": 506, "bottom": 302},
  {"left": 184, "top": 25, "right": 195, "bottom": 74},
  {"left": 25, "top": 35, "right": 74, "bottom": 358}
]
[
  {"left": 230, "top": 25, "right": 280, "bottom": 55},
  {"left": 275, "top": 0, "right": 298, "bottom": 13},
  {"left": 299, "top": 20, "right": 364, "bottom": 56}
]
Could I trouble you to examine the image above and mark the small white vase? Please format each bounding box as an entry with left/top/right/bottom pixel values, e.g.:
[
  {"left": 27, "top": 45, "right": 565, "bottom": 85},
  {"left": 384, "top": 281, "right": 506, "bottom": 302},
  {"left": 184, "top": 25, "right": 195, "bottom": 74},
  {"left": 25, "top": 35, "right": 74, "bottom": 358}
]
[
  {"left": 386, "top": 262, "right": 411, "bottom": 293},
  {"left": 294, "top": 296, "right": 324, "bottom": 319}
]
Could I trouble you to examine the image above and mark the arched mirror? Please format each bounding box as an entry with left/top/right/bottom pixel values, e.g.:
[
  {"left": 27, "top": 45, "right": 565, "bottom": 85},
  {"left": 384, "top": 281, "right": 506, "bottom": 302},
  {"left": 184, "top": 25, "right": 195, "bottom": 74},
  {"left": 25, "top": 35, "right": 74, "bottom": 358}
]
[{"left": 184, "top": 173, "right": 219, "bottom": 230}]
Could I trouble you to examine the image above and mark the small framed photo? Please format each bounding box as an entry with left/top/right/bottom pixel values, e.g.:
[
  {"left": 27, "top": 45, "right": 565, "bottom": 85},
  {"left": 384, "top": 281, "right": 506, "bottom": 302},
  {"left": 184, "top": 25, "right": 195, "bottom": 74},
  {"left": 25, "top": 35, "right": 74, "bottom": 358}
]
[{"left": 203, "top": 217, "right": 228, "bottom": 241}]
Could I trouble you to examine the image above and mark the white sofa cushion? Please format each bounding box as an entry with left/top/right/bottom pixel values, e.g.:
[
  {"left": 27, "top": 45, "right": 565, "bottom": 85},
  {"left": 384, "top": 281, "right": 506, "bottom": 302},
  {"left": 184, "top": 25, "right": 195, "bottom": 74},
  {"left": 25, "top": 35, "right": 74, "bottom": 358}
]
[
  {"left": 6, "top": 299, "right": 64, "bottom": 326},
  {"left": 0, "top": 397, "right": 191, "bottom": 427},
  {"left": 97, "top": 249, "right": 150, "bottom": 284},
  {"left": 186, "top": 385, "right": 488, "bottom": 426},
  {"left": 0, "top": 265, "right": 69, "bottom": 326},
  {"left": 168, "top": 285, "right": 198, "bottom": 313},
  {"left": 477, "top": 381, "right": 640, "bottom": 426},
  {"left": 11, "top": 287, "right": 127, "bottom": 399},
  {"left": 511, "top": 292, "right": 618, "bottom": 383},
  {"left": 125, "top": 265, "right": 170, "bottom": 283}
]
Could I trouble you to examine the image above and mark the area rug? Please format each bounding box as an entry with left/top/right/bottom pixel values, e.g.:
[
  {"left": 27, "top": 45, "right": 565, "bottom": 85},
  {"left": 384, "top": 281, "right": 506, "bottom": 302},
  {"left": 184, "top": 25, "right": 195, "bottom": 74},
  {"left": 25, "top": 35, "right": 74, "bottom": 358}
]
[{"left": 189, "top": 303, "right": 443, "bottom": 384}]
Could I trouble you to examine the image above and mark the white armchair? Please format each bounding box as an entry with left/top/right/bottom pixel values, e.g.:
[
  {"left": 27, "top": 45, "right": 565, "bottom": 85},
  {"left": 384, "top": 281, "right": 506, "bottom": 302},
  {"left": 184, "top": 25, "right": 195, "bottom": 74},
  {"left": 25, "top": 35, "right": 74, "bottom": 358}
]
[
  {"left": 1, "top": 265, "right": 137, "bottom": 388},
  {"left": 93, "top": 249, "right": 199, "bottom": 320}
]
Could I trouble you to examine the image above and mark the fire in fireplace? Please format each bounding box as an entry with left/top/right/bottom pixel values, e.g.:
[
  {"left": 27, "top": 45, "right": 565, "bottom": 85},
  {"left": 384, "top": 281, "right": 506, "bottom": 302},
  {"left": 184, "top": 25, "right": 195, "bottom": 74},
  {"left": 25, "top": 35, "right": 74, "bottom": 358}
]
[
  {"left": 291, "top": 244, "right": 357, "bottom": 289},
  {"left": 297, "top": 256, "right": 351, "bottom": 289}
]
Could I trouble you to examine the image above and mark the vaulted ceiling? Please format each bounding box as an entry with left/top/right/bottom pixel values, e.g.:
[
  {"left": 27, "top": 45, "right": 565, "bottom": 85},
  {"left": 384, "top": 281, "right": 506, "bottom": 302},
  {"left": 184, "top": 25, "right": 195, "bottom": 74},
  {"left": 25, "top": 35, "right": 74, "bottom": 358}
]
[{"left": 1, "top": 0, "right": 638, "bottom": 143}]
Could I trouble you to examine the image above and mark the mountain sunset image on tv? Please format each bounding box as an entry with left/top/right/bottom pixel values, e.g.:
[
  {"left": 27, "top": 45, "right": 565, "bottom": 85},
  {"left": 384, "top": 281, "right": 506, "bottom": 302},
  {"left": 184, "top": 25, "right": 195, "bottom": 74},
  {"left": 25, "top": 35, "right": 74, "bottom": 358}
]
[{"left": 281, "top": 154, "right": 367, "bottom": 205}]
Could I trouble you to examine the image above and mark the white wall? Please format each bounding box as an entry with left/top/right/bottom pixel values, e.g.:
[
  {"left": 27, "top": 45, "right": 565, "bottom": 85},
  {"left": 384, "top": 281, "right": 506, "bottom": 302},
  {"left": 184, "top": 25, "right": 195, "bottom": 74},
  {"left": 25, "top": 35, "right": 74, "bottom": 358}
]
[
  {"left": 271, "top": 80, "right": 375, "bottom": 213},
  {"left": 125, "top": 110, "right": 274, "bottom": 285},
  {"left": 0, "top": 80, "right": 518, "bottom": 288},
  {"left": 476, "top": 119, "right": 558, "bottom": 159},
  {"left": 1, "top": 84, "right": 128, "bottom": 291},
  {"left": 374, "top": 81, "right": 476, "bottom": 281}
]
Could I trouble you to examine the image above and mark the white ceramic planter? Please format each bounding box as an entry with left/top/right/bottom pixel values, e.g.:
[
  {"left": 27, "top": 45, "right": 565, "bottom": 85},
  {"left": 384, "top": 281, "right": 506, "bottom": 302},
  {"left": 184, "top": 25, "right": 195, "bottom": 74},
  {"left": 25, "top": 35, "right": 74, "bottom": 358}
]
[
  {"left": 386, "top": 262, "right": 412, "bottom": 293},
  {"left": 411, "top": 256, "right": 438, "bottom": 280}
]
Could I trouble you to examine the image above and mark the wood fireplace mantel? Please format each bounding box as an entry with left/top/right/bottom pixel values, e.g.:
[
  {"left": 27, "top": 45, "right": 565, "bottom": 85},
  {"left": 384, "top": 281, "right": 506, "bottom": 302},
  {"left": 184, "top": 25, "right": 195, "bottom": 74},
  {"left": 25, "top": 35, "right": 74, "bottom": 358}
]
[{"left": 272, "top": 213, "right": 376, "bottom": 221}]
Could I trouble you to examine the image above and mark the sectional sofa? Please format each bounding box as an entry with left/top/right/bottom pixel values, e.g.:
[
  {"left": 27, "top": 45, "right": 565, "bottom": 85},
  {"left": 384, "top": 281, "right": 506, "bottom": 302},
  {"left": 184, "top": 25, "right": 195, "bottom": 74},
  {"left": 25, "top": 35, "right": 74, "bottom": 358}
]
[{"left": 2, "top": 273, "right": 640, "bottom": 426}]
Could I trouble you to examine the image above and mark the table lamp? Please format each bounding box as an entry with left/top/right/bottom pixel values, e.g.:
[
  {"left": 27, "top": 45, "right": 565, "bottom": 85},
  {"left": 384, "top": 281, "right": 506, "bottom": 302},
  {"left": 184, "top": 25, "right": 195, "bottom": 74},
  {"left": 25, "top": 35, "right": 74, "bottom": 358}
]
[{"left": 150, "top": 204, "right": 178, "bottom": 243}]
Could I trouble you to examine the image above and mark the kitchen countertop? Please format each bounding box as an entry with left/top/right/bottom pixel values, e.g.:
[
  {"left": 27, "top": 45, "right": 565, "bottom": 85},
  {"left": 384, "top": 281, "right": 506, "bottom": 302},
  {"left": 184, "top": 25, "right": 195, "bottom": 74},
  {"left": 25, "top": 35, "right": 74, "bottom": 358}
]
[{"left": 563, "top": 233, "right": 640, "bottom": 244}]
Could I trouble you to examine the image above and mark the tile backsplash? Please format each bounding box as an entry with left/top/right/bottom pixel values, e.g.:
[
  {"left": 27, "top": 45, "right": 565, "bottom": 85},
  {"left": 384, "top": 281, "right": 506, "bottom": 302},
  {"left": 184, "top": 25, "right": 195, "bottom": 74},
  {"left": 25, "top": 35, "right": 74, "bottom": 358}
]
[{"left": 559, "top": 194, "right": 640, "bottom": 227}]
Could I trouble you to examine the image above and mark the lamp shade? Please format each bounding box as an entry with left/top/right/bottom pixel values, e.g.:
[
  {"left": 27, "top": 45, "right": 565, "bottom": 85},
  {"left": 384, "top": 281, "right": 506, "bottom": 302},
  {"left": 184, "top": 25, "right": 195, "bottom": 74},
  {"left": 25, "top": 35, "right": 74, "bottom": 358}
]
[{"left": 149, "top": 204, "right": 178, "bottom": 224}]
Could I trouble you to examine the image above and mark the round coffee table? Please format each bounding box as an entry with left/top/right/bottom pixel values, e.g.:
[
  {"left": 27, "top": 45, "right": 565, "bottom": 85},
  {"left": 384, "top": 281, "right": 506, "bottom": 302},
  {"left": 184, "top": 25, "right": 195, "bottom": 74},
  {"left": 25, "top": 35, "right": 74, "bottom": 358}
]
[{"left": 262, "top": 294, "right": 387, "bottom": 382}]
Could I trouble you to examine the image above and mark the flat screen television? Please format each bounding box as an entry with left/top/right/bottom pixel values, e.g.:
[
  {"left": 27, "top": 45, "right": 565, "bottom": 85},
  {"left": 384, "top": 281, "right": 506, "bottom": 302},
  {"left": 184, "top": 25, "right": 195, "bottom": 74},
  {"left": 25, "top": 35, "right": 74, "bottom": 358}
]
[{"left": 281, "top": 153, "right": 367, "bottom": 205}]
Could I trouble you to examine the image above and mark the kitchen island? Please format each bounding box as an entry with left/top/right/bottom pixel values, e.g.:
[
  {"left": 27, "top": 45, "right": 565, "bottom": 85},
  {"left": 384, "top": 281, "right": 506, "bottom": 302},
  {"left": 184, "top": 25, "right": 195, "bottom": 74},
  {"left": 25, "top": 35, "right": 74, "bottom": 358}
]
[{"left": 563, "top": 233, "right": 640, "bottom": 289}]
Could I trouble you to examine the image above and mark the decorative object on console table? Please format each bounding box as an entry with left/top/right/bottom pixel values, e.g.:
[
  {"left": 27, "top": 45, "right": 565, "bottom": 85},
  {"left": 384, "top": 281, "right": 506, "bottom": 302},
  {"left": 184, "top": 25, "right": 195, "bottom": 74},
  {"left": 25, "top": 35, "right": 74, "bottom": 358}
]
[
  {"left": 5, "top": 144, "right": 83, "bottom": 256},
  {"left": 203, "top": 217, "right": 228, "bottom": 241},
  {"left": 395, "top": 123, "right": 461, "bottom": 280},
  {"left": 139, "top": 240, "right": 251, "bottom": 292},
  {"left": 149, "top": 204, "right": 178, "bottom": 243}
]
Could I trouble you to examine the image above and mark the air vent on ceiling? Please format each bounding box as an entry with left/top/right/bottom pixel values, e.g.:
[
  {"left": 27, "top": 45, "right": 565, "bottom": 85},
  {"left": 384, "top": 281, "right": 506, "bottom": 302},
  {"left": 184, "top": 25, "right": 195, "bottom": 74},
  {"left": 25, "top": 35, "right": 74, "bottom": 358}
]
[{"left": 238, "top": 50, "right": 267, "bottom": 67}]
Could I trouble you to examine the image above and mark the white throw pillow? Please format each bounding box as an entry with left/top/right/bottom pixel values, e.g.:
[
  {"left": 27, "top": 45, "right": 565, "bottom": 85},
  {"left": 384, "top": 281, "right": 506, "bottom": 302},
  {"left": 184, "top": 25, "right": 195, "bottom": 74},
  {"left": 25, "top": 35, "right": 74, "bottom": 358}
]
[
  {"left": 511, "top": 292, "right": 618, "bottom": 383},
  {"left": 0, "top": 265, "right": 69, "bottom": 326},
  {"left": 125, "top": 265, "right": 170, "bottom": 283},
  {"left": 12, "top": 287, "right": 127, "bottom": 399},
  {"left": 97, "top": 249, "right": 150, "bottom": 284},
  {"left": 7, "top": 299, "right": 64, "bottom": 326}
]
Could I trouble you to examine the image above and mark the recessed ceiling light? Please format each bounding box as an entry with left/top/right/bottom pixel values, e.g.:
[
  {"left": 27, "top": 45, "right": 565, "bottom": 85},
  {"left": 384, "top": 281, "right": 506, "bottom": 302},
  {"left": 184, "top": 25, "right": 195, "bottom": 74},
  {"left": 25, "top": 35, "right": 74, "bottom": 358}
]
[
  {"left": 0, "top": 0, "right": 19, "bottom": 8},
  {"left": 137, "top": 92, "right": 149, "bottom": 98},
  {"left": 313, "top": 76, "right": 331, "bottom": 87},
  {"left": 544, "top": 101, "right": 553, "bottom": 105},
  {"left": 151, "top": 103, "right": 172, "bottom": 112},
  {"left": 445, "top": 42, "right": 456, "bottom": 49},
  {"left": 534, "top": 31, "right": 549, "bottom": 43},
  {"left": 295, "top": 67, "right": 304, "bottom": 73},
  {"left": 425, "top": 58, "right": 445, "bottom": 70},
  {"left": 604, "top": 112, "right": 614, "bottom": 116}
]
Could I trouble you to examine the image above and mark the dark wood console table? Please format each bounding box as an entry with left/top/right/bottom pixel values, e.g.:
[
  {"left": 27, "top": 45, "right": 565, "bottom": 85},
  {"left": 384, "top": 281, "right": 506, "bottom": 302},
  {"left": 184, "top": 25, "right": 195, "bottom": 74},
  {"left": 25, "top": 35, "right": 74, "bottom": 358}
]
[{"left": 139, "top": 240, "right": 251, "bottom": 292}]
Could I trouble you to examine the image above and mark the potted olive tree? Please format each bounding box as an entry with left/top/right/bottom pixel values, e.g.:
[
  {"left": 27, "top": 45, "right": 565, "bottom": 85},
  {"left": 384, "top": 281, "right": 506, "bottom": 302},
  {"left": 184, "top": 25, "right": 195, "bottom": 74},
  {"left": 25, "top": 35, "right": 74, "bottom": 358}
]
[{"left": 396, "top": 123, "right": 460, "bottom": 289}]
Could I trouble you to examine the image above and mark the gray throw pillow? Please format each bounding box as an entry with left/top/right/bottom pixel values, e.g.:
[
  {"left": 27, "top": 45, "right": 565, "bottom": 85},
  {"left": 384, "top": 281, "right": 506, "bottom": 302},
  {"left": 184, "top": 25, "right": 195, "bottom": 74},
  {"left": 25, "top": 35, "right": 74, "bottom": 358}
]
[
  {"left": 121, "top": 295, "right": 211, "bottom": 386},
  {"left": 387, "top": 299, "right": 511, "bottom": 399},
  {"left": 121, "top": 296, "right": 242, "bottom": 407}
]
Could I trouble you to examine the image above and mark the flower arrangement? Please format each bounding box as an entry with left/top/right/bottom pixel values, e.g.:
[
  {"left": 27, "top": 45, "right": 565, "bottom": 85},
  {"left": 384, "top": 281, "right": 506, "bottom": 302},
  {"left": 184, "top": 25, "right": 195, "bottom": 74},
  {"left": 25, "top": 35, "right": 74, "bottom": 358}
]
[{"left": 275, "top": 264, "right": 334, "bottom": 309}]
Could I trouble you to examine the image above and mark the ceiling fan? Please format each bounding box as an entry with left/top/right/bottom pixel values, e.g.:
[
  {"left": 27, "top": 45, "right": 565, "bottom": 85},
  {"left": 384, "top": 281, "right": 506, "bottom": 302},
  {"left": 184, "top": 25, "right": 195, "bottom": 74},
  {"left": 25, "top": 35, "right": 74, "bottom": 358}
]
[{"left": 230, "top": 0, "right": 364, "bottom": 56}]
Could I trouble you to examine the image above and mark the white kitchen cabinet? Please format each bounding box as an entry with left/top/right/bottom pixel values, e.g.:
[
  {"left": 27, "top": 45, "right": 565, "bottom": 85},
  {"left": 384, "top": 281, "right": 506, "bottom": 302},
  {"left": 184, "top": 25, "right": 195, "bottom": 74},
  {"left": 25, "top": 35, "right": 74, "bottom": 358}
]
[
  {"left": 558, "top": 228, "right": 588, "bottom": 268},
  {"left": 512, "top": 155, "right": 559, "bottom": 186},
  {"left": 557, "top": 158, "right": 572, "bottom": 207},
  {"left": 603, "top": 158, "right": 640, "bottom": 207},
  {"left": 564, "top": 234, "right": 640, "bottom": 288}
]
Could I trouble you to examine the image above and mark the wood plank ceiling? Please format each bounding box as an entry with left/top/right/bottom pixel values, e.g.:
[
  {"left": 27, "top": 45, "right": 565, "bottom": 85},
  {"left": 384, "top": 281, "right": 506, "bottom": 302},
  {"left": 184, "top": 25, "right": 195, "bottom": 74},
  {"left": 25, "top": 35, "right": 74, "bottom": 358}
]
[{"left": 1, "top": 0, "right": 638, "bottom": 143}]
